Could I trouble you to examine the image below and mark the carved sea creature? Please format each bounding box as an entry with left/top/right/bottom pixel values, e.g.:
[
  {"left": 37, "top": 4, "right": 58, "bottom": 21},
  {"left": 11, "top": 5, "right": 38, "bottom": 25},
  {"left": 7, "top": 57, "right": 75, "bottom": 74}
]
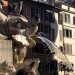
[{"left": 0, "top": 11, "right": 40, "bottom": 75}]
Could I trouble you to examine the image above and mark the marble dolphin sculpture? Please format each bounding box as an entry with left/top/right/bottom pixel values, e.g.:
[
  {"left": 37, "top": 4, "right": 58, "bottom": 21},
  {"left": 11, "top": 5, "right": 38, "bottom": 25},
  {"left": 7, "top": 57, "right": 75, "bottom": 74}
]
[
  {"left": 0, "top": 11, "right": 39, "bottom": 47},
  {"left": 0, "top": 11, "right": 40, "bottom": 75}
]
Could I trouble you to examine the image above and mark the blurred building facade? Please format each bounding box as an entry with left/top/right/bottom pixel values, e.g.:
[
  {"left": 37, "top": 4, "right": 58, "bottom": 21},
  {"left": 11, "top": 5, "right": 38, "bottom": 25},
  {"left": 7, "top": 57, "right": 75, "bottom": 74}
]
[
  {"left": 55, "top": 2, "right": 75, "bottom": 75},
  {"left": 21, "top": 0, "right": 75, "bottom": 75}
]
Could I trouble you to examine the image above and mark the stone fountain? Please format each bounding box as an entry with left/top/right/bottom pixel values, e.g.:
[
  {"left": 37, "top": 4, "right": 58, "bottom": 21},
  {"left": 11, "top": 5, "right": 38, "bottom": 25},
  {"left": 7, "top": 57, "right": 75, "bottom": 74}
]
[{"left": 0, "top": 9, "right": 40, "bottom": 75}]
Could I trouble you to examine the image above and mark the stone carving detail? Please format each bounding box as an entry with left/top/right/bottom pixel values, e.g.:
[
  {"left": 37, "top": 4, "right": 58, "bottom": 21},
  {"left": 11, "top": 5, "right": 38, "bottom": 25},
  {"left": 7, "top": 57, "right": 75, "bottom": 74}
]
[{"left": 0, "top": 10, "right": 40, "bottom": 75}]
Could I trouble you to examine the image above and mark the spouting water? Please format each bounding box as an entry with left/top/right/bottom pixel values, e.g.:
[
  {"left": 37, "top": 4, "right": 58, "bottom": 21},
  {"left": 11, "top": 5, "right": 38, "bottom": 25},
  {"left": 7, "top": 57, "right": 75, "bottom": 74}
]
[{"left": 37, "top": 32, "right": 70, "bottom": 65}]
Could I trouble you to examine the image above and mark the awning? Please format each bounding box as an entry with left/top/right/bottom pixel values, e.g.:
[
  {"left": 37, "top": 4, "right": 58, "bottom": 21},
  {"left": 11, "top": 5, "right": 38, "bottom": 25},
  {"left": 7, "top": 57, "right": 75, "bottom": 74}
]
[{"left": 37, "top": 36, "right": 70, "bottom": 65}]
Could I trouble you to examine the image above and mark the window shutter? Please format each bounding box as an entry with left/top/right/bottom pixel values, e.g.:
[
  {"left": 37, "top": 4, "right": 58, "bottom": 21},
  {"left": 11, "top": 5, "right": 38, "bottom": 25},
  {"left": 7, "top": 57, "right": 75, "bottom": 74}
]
[
  {"left": 73, "top": 17, "right": 75, "bottom": 25},
  {"left": 58, "top": 13, "right": 62, "bottom": 24}
]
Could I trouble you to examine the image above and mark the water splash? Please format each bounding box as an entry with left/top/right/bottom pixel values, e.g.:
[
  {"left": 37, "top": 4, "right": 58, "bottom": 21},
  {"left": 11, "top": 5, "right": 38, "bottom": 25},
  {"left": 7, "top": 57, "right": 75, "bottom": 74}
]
[{"left": 37, "top": 34, "right": 70, "bottom": 65}]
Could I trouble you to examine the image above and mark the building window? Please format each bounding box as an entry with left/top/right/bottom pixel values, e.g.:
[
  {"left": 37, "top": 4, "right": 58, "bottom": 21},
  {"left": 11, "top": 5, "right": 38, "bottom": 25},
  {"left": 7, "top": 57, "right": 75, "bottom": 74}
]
[
  {"left": 44, "top": 11, "right": 55, "bottom": 23},
  {"left": 38, "top": 62, "right": 44, "bottom": 71},
  {"left": 68, "top": 14, "right": 70, "bottom": 23},
  {"left": 44, "top": 11, "right": 50, "bottom": 21},
  {"left": 73, "top": 17, "right": 75, "bottom": 25},
  {"left": 64, "top": 14, "right": 67, "bottom": 22},
  {"left": 38, "top": 43, "right": 44, "bottom": 53},
  {"left": 45, "top": 25, "right": 51, "bottom": 34},
  {"left": 51, "top": 28, "right": 55, "bottom": 41},
  {"left": 50, "top": 60, "right": 58, "bottom": 71},
  {"left": 59, "top": 30, "right": 63, "bottom": 41},
  {"left": 31, "top": 7, "right": 36, "bottom": 18},
  {"left": 63, "top": 29, "right": 72, "bottom": 38},
  {"left": 37, "top": 9, "right": 43, "bottom": 20},
  {"left": 64, "top": 43, "right": 72, "bottom": 55},
  {"left": 63, "top": 13, "right": 70, "bottom": 23},
  {"left": 8, "top": 0, "right": 14, "bottom": 14},
  {"left": 31, "top": 7, "right": 43, "bottom": 20},
  {"left": 38, "top": 23, "right": 43, "bottom": 32},
  {"left": 46, "top": 63, "right": 50, "bottom": 72},
  {"left": 32, "top": 43, "right": 38, "bottom": 53},
  {"left": 58, "top": 13, "right": 62, "bottom": 24},
  {"left": 32, "top": 43, "right": 44, "bottom": 53}
]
